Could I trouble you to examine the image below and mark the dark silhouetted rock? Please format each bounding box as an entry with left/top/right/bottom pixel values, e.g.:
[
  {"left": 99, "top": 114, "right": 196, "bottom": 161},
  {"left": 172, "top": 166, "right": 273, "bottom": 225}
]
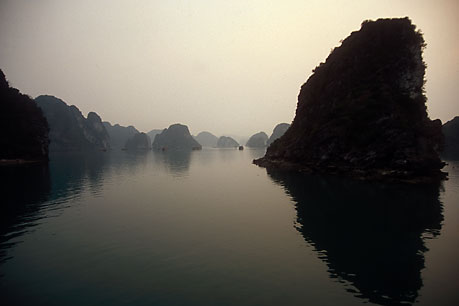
[
  {"left": 36, "top": 95, "right": 110, "bottom": 152},
  {"left": 147, "top": 129, "right": 163, "bottom": 143},
  {"left": 152, "top": 123, "right": 201, "bottom": 150},
  {"left": 194, "top": 131, "right": 218, "bottom": 147},
  {"left": 255, "top": 18, "right": 445, "bottom": 183},
  {"left": 103, "top": 121, "right": 139, "bottom": 149},
  {"left": 267, "top": 123, "right": 290, "bottom": 146},
  {"left": 0, "top": 69, "right": 49, "bottom": 162},
  {"left": 217, "top": 136, "right": 239, "bottom": 148},
  {"left": 442, "top": 116, "right": 459, "bottom": 160},
  {"left": 246, "top": 132, "right": 268, "bottom": 147},
  {"left": 125, "top": 132, "right": 151, "bottom": 150},
  {"left": 267, "top": 168, "right": 442, "bottom": 305}
]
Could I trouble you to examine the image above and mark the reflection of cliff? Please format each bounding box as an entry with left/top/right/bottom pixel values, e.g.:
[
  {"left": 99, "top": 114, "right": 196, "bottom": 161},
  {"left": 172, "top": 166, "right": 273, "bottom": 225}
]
[
  {"left": 153, "top": 150, "right": 192, "bottom": 175},
  {"left": 0, "top": 164, "right": 51, "bottom": 263},
  {"left": 0, "top": 153, "right": 109, "bottom": 263},
  {"left": 267, "top": 169, "right": 443, "bottom": 305},
  {"left": 48, "top": 152, "right": 108, "bottom": 199}
]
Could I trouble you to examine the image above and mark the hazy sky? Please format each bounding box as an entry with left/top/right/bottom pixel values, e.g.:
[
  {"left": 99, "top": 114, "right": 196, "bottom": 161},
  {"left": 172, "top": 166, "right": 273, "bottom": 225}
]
[{"left": 1, "top": 0, "right": 458, "bottom": 137}]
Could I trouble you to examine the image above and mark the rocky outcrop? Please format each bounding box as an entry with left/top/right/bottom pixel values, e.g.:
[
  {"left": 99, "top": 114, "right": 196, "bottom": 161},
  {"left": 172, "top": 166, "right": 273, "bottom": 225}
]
[
  {"left": 125, "top": 132, "right": 151, "bottom": 150},
  {"left": 442, "top": 116, "right": 459, "bottom": 159},
  {"left": 255, "top": 18, "right": 445, "bottom": 183},
  {"left": 36, "top": 95, "right": 110, "bottom": 152},
  {"left": 267, "top": 123, "right": 290, "bottom": 146},
  {"left": 0, "top": 69, "right": 49, "bottom": 162},
  {"left": 194, "top": 131, "right": 218, "bottom": 147},
  {"left": 246, "top": 132, "right": 268, "bottom": 148},
  {"left": 217, "top": 136, "right": 239, "bottom": 148},
  {"left": 103, "top": 121, "right": 139, "bottom": 149},
  {"left": 152, "top": 123, "right": 201, "bottom": 150}
]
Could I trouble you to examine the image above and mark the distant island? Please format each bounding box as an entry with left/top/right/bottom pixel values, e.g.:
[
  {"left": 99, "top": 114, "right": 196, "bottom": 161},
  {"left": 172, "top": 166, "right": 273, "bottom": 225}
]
[
  {"left": 152, "top": 123, "right": 201, "bottom": 150},
  {"left": 217, "top": 136, "right": 239, "bottom": 148},
  {"left": 125, "top": 132, "right": 151, "bottom": 151},
  {"left": 103, "top": 121, "right": 139, "bottom": 149},
  {"left": 246, "top": 132, "right": 268, "bottom": 148},
  {"left": 36, "top": 95, "right": 110, "bottom": 152},
  {"left": 147, "top": 129, "right": 163, "bottom": 144},
  {"left": 0, "top": 69, "right": 49, "bottom": 163},
  {"left": 254, "top": 18, "right": 445, "bottom": 183},
  {"left": 267, "top": 123, "right": 290, "bottom": 146},
  {"left": 194, "top": 131, "right": 219, "bottom": 147}
]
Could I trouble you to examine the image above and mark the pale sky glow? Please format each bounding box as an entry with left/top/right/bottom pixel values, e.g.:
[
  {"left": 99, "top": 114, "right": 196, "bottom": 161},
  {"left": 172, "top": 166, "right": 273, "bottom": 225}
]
[{"left": 1, "top": 0, "right": 458, "bottom": 137}]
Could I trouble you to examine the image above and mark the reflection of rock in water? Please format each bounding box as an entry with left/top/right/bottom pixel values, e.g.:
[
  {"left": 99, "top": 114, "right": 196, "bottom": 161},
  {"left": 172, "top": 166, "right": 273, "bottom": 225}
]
[
  {"left": 0, "top": 153, "right": 110, "bottom": 263},
  {"left": 0, "top": 164, "right": 50, "bottom": 263},
  {"left": 267, "top": 169, "right": 443, "bottom": 305},
  {"left": 153, "top": 150, "right": 192, "bottom": 175},
  {"left": 49, "top": 152, "right": 109, "bottom": 199}
]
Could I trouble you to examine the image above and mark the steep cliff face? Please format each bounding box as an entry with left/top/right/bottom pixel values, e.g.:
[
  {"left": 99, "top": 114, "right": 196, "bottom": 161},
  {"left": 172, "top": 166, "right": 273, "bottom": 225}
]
[
  {"left": 267, "top": 123, "right": 290, "bottom": 146},
  {"left": 152, "top": 124, "right": 201, "bottom": 150},
  {"left": 217, "top": 136, "right": 239, "bottom": 148},
  {"left": 255, "top": 18, "right": 444, "bottom": 182},
  {"left": 442, "top": 117, "right": 459, "bottom": 159},
  {"left": 0, "top": 70, "right": 49, "bottom": 161},
  {"left": 246, "top": 132, "right": 268, "bottom": 147},
  {"left": 125, "top": 132, "right": 151, "bottom": 150},
  {"left": 103, "top": 121, "right": 139, "bottom": 149},
  {"left": 36, "top": 95, "right": 110, "bottom": 151},
  {"left": 85, "top": 112, "right": 110, "bottom": 149}
]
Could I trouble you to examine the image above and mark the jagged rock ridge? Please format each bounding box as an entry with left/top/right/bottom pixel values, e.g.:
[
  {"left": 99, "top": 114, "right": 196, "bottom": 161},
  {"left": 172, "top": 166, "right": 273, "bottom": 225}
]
[
  {"left": 267, "top": 123, "right": 290, "bottom": 146},
  {"left": 36, "top": 95, "right": 110, "bottom": 152},
  {"left": 246, "top": 132, "right": 268, "bottom": 147},
  {"left": 103, "top": 121, "right": 139, "bottom": 149},
  {"left": 255, "top": 18, "right": 445, "bottom": 183},
  {"left": 0, "top": 69, "right": 49, "bottom": 161},
  {"left": 152, "top": 124, "right": 201, "bottom": 150}
]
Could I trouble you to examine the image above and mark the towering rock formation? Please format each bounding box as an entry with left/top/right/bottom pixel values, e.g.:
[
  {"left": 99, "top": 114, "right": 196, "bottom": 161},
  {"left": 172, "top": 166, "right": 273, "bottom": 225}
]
[
  {"left": 442, "top": 116, "right": 459, "bottom": 159},
  {"left": 152, "top": 123, "right": 201, "bottom": 150},
  {"left": 267, "top": 123, "right": 290, "bottom": 146},
  {"left": 217, "top": 136, "right": 239, "bottom": 148},
  {"left": 246, "top": 132, "right": 268, "bottom": 148},
  {"left": 194, "top": 131, "right": 219, "bottom": 147},
  {"left": 36, "top": 95, "right": 110, "bottom": 152},
  {"left": 125, "top": 132, "right": 151, "bottom": 151},
  {"left": 0, "top": 69, "right": 49, "bottom": 161},
  {"left": 103, "top": 121, "right": 139, "bottom": 149},
  {"left": 255, "top": 18, "right": 444, "bottom": 182}
]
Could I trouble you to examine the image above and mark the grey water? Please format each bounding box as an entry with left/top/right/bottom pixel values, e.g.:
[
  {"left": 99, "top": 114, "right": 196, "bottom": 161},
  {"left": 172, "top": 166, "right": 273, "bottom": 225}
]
[{"left": 0, "top": 149, "right": 458, "bottom": 306}]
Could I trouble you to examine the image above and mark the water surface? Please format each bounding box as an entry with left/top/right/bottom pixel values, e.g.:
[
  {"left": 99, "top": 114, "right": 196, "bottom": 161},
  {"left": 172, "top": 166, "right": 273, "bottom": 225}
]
[{"left": 1, "top": 149, "right": 458, "bottom": 305}]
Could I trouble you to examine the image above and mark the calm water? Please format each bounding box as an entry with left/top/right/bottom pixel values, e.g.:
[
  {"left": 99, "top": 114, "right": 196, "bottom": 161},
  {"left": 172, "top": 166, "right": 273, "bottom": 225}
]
[{"left": 0, "top": 149, "right": 458, "bottom": 306}]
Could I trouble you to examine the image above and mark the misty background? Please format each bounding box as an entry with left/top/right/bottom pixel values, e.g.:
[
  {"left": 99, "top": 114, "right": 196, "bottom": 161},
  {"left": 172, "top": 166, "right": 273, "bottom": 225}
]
[{"left": 0, "top": 0, "right": 458, "bottom": 137}]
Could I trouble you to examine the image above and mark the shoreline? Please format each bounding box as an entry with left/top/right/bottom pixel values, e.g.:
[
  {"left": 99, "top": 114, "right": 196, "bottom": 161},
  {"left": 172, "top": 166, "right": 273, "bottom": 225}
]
[
  {"left": 253, "top": 157, "right": 448, "bottom": 185},
  {"left": 0, "top": 159, "right": 48, "bottom": 166}
]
